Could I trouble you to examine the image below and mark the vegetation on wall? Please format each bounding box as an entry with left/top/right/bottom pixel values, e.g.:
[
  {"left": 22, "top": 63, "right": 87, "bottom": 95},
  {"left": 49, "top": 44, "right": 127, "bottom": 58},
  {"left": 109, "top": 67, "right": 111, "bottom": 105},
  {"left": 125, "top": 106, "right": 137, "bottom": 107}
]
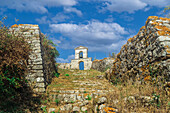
[
  {"left": 0, "top": 19, "right": 42, "bottom": 112},
  {"left": 41, "top": 33, "right": 59, "bottom": 84},
  {"left": 164, "top": 6, "right": 170, "bottom": 17},
  {"left": 0, "top": 19, "right": 60, "bottom": 112}
]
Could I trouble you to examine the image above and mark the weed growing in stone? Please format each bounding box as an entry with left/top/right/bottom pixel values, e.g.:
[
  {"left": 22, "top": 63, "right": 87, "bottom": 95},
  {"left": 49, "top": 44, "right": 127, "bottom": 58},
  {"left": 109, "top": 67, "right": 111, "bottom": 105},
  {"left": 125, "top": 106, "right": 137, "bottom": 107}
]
[
  {"left": 71, "top": 100, "right": 74, "bottom": 103},
  {"left": 86, "top": 94, "right": 92, "bottom": 100},
  {"left": 41, "top": 106, "right": 47, "bottom": 113},
  {"left": 151, "top": 93, "right": 161, "bottom": 108},
  {"left": 55, "top": 99, "right": 60, "bottom": 105},
  {"left": 41, "top": 99, "right": 48, "bottom": 104}
]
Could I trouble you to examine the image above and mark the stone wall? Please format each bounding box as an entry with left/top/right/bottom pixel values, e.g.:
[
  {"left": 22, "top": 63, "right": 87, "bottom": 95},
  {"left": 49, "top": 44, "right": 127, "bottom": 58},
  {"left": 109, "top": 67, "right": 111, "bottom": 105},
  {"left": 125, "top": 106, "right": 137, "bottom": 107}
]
[
  {"left": 91, "top": 58, "right": 115, "bottom": 72},
  {"left": 10, "top": 24, "right": 56, "bottom": 93},
  {"left": 106, "top": 16, "right": 170, "bottom": 83},
  {"left": 58, "top": 63, "right": 72, "bottom": 69},
  {"left": 58, "top": 58, "right": 92, "bottom": 70}
]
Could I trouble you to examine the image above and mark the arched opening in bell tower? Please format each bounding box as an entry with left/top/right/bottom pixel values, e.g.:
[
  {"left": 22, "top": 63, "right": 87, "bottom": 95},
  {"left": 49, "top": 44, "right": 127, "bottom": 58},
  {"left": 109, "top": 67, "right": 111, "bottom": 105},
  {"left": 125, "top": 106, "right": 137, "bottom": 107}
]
[{"left": 79, "top": 51, "right": 83, "bottom": 59}]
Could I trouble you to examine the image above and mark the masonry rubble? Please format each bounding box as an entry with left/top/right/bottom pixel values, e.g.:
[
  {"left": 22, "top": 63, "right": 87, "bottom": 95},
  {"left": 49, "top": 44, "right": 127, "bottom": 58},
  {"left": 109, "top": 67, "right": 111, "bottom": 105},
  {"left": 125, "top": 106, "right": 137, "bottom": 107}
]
[
  {"left": 106, "top": 16, "right": 170, "bottom": 84},
  {"left": 91, "top": 57, "right": 115, "bottom": 72}
]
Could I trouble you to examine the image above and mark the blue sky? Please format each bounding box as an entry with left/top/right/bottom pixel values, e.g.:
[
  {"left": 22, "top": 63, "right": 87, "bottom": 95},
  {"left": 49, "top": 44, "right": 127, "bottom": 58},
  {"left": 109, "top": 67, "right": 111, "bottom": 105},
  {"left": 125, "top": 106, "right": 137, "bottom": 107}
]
[{"left": 0, "top": 0, "right": 169, "bottom": 63}]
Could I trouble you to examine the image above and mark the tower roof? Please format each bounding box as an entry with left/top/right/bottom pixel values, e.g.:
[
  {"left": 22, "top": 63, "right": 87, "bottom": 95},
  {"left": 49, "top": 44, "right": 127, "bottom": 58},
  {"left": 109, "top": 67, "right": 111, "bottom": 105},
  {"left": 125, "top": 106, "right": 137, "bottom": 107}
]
[{"left": 74, "top": 46, "right": 88, "bottom": 50}]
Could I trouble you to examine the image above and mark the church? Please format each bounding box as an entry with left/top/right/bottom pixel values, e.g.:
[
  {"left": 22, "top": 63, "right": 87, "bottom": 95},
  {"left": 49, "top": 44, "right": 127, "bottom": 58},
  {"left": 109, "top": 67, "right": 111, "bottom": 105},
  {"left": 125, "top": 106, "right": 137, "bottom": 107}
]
[{"left": 58, "top": 46, "right": 92, "bottom": 70}]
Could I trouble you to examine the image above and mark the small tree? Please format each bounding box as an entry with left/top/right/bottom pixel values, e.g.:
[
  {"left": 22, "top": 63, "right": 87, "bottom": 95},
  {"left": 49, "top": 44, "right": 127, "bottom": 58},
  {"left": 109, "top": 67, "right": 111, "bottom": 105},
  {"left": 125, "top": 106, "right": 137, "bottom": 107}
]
[
  {"left": 163, "top": 6, "right": 170, "bottom": 17},
  {"left": 112, "top": 52, "right": 116, "bottom": 58}
]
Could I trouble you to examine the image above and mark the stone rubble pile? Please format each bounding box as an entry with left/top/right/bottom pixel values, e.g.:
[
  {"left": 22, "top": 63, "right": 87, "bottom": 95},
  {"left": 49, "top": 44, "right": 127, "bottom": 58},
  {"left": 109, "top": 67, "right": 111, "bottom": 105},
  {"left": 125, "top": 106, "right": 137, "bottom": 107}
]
[
  {"left": 106, "top": 16, "right": 170, "bottom": 83},
  {"left": 47, "top": 89, "right": 159, "bottom": 113},
  {"left": 47, "top": 89, "right": 115, "bottom": 113}
]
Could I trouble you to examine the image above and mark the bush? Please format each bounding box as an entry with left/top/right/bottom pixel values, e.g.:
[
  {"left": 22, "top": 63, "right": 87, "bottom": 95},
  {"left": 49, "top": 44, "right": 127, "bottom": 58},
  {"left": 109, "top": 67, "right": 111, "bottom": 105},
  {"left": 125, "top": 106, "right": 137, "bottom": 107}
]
[
  {"left": 0, "top": 19, "right": 40, "bottom": 112},
  {"left": 65, "top": 74, "right": 69, "bottom": 76},
  {"left": 55, "top": 99, "right": 60, "bottom": 105},
  {"left": 41, "top": 34, "right": 59, "bottom": 83},
  {"left": 54, "top": 73, "right": 60, "bottom": 78}
]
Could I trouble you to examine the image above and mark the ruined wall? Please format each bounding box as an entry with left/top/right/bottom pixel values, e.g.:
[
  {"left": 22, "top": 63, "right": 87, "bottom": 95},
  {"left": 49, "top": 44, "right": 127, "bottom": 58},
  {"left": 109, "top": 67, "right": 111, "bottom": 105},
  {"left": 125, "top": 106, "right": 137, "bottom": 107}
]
[
  {"left": 10, "top": 24, "right": 56, "bottom": 93},
  {"left": 107, "top": 16, "right": 170, "bottom": 83},
  {"left": 91, "top": 58, "right": 115, "bottom": 72},
  {"left": 58, "top": 63, "right": 72, "bottom": 69},
  {"left": 58, "top": 58, "right": 92, "bottom": 70}
]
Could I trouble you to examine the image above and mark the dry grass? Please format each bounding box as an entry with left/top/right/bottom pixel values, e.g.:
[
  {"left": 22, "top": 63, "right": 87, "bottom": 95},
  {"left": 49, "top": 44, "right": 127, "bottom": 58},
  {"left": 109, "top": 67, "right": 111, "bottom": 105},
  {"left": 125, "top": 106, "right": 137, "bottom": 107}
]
[
  {"left": 47, "top": 68, "right": 110, "bottom": 90},
  {"left": 106, "top": 80, "right": 169, "bottom": 113},
  {"left": 45, "top": 69, "right": 169, "bottom": 112}
]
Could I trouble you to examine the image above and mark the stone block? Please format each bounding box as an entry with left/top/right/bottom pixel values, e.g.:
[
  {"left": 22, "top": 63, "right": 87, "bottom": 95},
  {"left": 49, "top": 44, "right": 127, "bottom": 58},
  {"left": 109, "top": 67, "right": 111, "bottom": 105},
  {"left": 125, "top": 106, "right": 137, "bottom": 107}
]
[
  {"left": 97, "top": 96, "right": 107, "bottom": 104},
  {"left": 81, "top": 106, "right": 88, "bottom": 112},
  {"left": 36, "top": 83, "right": 45, "bottom": 88},
  {"left": 29, "top": 53, "right": 42, "bottom": 60},
  {"left": 48, "top": 108, "right": 55, "bottom": 113},
  {"left": 73, "top": 106, "right": 80, "bottom": 112},
  {"left": 31, "top": 59, "right": 43, "bottom": 64},
  {"left": 65, "top": 104, "right": 73, "bottom": 111},
  {"left": 36, "top": 77, "right": 44, "bottom": 82},
  {"left": 31, "top": 70, "right": 43, "bottom": 73},
  {"left": 31, "top": 65, "right": 43, "bottom": 70},
  {"left": 38, "top": 88, "right": 46, "bottom": 92}
]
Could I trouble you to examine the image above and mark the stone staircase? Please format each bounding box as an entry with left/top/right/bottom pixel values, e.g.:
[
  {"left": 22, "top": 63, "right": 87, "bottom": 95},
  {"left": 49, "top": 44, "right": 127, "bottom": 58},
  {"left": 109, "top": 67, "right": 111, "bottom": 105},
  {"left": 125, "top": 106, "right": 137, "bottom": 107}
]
[
  {"left": 48, "top": 89, "right": 115, "bottom": 112},
  {"left": 41, "top": 69, "right": 118, "bottom": 113}
]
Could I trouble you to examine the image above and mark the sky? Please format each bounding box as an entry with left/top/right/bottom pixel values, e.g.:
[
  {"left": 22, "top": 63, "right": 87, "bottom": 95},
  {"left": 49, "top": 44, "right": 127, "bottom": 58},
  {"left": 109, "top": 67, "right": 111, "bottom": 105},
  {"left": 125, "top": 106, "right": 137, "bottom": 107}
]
[{"left": 0, "top": 0, "right": 169, "bottom": 63}]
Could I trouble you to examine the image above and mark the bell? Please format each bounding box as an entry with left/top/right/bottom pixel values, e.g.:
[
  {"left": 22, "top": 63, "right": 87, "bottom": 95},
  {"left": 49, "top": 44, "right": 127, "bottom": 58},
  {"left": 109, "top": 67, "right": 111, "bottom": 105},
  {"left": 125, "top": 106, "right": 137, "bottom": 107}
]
[{"left": 80, "top": 54, "right": 83, "bottom": 58}]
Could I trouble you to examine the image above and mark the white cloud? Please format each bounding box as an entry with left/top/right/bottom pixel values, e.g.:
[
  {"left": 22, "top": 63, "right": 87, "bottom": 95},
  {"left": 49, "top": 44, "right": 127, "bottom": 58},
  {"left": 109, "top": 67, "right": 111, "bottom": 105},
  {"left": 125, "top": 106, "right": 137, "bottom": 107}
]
[
  {"left": 35, "top": 16, "right": 50, "bottom": 24},
  {"left": 36, "top": 13, "right": 70, "bottom": 24},
  {"left": 100, "top": 0, "right": 170, "bottom": 13},
  {"left": 64, "top": 7, "right": 82, "bottom": 16},
  {"left": 141, "top": 0, "right": 170, "bottom": 8},
  {"left": 101, "top": 0, "right": 147, "bottom": 13},
  {"left": 49, "top": 20, "right": 129, "bottom": 52},
  {"left": 120, "top": 14, "right": 134, "bottom": 22},
  {"left": 144, "top": 7, "right": 151, "bottom": 12},
  {"left": 51, "top": 13, "right": 70, "bottom": 23},
  {"left": 104, "top": 15, "right": 114, "bottom": 22},
  {"left": 56, "top": 54, "right": 75, "bottom": 63},
  {"left": 0, "top": 0, "right": 77, "bottom": 13},
  {"left": 1, "top": 0, "right": 169, "bottom": 14}
]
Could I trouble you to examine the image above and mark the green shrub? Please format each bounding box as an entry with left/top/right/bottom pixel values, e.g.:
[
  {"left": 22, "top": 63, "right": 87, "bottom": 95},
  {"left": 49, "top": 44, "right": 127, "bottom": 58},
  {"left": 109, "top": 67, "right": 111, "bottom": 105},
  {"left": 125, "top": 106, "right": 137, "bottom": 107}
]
[
  {"left": 54, "top": 73, "right": 60, "bottom": 78},
  {"left": 151, "top": 93, "right": 161, "bottom": 108},
  {"left": 55, "top": 99, "right": 60, "bottom": 105},
  {"left": 65, "top": 74, "right": 69, "bottom": 76},
  {"left": 41, "top": 34, "right": 59, "bottom": 83}
]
